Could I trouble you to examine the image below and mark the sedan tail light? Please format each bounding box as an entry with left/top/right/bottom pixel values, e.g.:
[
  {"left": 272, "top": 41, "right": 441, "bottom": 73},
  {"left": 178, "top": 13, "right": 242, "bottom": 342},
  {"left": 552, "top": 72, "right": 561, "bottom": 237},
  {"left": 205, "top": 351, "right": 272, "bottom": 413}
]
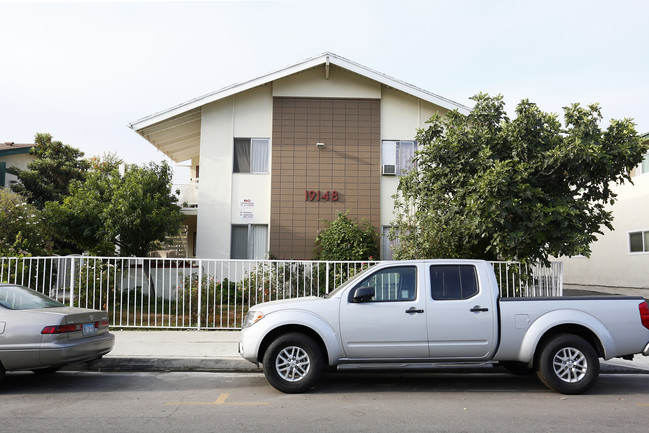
[
  {"left": 94, "top": 320, "right": 109, "bottom": 328},
  {"left": 640, "top": 302, "right": 649, "bottom": 330},
  {"left": 42, "top": 324, "right": 82, "bottom": 334}
]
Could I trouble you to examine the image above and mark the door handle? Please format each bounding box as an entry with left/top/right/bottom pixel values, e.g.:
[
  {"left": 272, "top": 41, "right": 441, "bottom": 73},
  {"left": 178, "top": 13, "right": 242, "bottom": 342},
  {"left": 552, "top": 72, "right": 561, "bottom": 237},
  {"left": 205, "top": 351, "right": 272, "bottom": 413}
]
[
  {"left": 405, "top": 307, "right": 424, "bottom": 314},
  {"left": 470, "top": 305, "right": 489, "bottom": 312}
]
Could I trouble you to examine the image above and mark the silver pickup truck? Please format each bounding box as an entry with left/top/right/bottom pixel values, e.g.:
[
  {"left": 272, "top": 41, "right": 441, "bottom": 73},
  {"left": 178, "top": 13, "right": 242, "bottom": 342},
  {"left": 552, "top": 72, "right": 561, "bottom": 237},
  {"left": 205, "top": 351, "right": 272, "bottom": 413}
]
[{"left": 239, "top": 259, "right": 649, "bottom": 394}]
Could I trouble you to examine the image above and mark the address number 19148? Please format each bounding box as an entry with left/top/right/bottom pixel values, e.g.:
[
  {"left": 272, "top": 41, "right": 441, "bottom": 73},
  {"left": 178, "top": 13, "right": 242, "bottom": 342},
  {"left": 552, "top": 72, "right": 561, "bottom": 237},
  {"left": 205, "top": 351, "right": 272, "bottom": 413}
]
[{"left": 305, "top": 190, "right": 338, "bottom": 201}]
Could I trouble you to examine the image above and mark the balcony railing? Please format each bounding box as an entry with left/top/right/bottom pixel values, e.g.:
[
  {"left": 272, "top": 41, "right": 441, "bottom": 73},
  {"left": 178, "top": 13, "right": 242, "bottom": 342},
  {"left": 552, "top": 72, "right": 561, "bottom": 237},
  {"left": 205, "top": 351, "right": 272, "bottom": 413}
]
[{"left": 173, "top": 180, "right": 198, "bottom": 210}]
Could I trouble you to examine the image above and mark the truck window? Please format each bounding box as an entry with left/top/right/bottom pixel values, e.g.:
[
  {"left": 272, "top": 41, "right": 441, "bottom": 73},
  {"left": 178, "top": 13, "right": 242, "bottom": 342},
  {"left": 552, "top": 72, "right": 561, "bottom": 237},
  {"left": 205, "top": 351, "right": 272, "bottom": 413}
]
[
  {"left": 349, "top": 266, "right": 417, "bottom": 302},
  {"left": 430, "top": 265, "right": 478, "bottom": 300}
]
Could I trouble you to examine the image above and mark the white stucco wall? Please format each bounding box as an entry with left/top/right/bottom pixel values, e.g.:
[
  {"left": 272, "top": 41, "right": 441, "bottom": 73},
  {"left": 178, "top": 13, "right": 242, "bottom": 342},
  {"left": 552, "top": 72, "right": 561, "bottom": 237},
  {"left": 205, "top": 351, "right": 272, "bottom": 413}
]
[
  {"left": 559, "top": 173, "right": 649, "bottom": 289},
  {"left": 272, "top": 65, "right": 380, "bottom": 99},
  {"left": 379, "top": 87, "right": 446, "bottom": 227},
  {"left": 1, "top": 153, "right": 33, "bottom": 187},
  {"left": 196, "top": 85, "right": 273, "bottom": 259}
]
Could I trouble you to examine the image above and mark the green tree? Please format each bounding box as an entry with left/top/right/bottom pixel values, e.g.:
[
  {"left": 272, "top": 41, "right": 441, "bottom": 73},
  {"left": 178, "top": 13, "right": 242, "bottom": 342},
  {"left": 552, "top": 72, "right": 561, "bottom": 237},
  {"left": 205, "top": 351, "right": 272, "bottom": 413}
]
[
  {"left": 314, "top": 211, "right": 379, "bottom": 261},
  {"left": 0, "top": 189, "right": 52, "bottom": 256},
  {"left": 391, "top": 93, "right": 648, "bottom": 264},
  {"left": 45, "top": 160, "right": 184, "bottom": 257},
  {"left": 8, "top": 133, "right": 89, "bottom": 209}
]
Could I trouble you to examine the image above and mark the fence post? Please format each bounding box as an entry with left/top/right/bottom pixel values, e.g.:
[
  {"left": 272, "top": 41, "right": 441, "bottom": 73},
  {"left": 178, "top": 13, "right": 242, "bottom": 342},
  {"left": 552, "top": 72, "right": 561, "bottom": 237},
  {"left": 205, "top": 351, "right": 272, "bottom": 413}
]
[
  {"left": 197, "top": 260, "right": 203, "bottom": 331},
  {"left": 69, "top": 257, "right": 76, "bottom": 307},
  {"left": 325, "top": 262, "right": 330, "bottom": 294}
]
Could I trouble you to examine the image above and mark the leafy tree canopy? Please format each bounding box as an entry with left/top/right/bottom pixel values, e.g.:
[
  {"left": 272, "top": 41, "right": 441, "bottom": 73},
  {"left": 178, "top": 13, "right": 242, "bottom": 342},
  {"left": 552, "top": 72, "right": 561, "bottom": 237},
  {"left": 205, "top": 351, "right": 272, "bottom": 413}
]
[
  {"left": 45, "top": 159, "right": 184, "bottom": 257},
  {"left": 8, "top": 133, "right": 90, "bottom": 209},
  {"left": 391, "top": 93, "right": 648, "bottom": 264},
  {"left": 315, "top": 211, "right": 379, "bottom": 261},
  {"left": 0, "top": 189, "right": 52, "bottom": 256}
]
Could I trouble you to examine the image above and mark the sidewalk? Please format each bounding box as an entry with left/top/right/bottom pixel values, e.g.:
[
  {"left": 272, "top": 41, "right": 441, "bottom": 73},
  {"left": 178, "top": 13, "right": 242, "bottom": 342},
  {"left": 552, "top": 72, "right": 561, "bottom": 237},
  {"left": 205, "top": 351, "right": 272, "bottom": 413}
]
[
  {"left": 84, "top": 329, "right": 649, "bottom": 375},
  {"left": 88, "top": 330, "right": 260, "bottom": 372}
]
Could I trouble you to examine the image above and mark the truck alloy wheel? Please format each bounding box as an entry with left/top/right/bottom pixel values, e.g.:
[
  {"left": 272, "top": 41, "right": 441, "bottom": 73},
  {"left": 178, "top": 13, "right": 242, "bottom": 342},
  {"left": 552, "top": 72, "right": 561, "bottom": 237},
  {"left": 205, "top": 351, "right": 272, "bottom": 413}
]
[
  {"left": 537, "top": 334, "right": 599, "bottom": 394},
  {"left": 263, "top": 333, "right": 323, "bottom": 393}
]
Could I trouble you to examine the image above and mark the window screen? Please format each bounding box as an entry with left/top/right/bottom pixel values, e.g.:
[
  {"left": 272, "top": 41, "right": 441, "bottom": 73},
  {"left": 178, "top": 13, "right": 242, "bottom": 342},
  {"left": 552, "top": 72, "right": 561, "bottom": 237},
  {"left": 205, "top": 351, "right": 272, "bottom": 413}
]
[
  {"left": 629, "top": 231, "right": 649, "bottom": 253},
  {"left": 430, "top": 265, "right": 479, "bottom": 300}
]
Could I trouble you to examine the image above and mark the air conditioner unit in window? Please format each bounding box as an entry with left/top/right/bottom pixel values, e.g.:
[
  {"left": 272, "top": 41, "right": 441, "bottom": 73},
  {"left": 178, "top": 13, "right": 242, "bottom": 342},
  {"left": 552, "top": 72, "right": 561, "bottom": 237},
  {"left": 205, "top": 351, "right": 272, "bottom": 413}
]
[{"left": 382, "top": 164, "right": 396, "bottom": 175}]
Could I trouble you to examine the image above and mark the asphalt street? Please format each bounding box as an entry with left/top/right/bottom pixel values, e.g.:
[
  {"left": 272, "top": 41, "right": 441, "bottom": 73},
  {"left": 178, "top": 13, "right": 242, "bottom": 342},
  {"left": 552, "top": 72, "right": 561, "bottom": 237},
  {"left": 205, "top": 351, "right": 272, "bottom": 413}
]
[{"left": 2, "top": 371, "right": 649, "bottom": 433}]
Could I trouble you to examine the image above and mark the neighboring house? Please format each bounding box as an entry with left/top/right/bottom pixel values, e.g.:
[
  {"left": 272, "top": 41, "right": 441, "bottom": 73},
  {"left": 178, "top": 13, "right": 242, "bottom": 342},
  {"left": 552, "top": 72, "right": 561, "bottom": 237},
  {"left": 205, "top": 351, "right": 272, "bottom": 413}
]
[
  {"left": 130, "top": 52, "right": 469, "bottom": 260},
  {"left": 0, "top": 142, "right": 35, "bottom": 189},
  {"left": 559, "top": 132, "right": 649, "bottom": 289}
]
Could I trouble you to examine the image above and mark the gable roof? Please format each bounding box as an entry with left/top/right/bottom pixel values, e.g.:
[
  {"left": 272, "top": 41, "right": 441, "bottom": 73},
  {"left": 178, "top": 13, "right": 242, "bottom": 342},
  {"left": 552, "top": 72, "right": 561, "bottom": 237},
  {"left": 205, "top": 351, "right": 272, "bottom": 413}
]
[
  {"left": 130, "top": 52, "right": 470, "bottom": 130},
  {"left": 129, "top": 52, "right": 471, "bottom": 162}
]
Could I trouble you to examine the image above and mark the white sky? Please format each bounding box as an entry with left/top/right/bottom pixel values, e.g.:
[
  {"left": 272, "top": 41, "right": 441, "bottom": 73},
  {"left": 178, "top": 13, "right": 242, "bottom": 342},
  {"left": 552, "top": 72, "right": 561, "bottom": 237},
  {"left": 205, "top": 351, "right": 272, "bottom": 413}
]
[{"left": 2, "top": 0, "right": 648, "bottom": 180}]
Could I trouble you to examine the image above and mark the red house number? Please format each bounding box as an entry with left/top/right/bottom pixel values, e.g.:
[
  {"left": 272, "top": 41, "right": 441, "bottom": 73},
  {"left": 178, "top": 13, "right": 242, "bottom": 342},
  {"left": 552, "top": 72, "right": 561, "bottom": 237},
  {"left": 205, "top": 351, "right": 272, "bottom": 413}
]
[{"left": 305, "top": 190, "right": 338, "bottom": 201}]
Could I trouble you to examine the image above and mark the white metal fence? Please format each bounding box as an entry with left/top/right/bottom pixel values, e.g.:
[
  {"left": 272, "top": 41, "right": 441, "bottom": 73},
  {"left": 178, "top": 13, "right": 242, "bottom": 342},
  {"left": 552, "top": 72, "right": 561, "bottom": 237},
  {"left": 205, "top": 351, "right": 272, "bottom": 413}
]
[{"left": 1, "top": 256, "right": 562, "bottom": 330}]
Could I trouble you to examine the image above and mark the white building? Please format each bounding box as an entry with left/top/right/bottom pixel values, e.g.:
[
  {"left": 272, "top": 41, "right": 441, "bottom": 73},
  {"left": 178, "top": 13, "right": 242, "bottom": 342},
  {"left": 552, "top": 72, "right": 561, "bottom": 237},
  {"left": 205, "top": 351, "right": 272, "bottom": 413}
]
[
  {"left": 0, "top": 142, "right": 34, "bottom": 188},
  {"left": 129, "top": 53, "right": 468, "bottom": 260}
]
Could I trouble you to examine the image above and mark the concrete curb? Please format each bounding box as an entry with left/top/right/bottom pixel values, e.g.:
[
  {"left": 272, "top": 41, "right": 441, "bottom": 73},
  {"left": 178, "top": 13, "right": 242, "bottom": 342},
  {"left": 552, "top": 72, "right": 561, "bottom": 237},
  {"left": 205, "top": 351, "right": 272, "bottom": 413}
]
[
  {"left": 66, "top": 357, "right": 649, "bottom": 375},
  {"left": 83, "top": 357, "right": 262, "bottom": 372}
]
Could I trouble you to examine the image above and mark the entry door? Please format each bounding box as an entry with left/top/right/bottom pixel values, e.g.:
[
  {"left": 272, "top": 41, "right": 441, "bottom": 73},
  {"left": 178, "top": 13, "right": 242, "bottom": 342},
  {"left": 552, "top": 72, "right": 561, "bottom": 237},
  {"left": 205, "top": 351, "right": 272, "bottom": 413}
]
[
  {"left": 426, "top": 264, "right": 497, "bottom": 360},
  {"left": 339, "top": 265, "right": 429, "bottom": 359}
]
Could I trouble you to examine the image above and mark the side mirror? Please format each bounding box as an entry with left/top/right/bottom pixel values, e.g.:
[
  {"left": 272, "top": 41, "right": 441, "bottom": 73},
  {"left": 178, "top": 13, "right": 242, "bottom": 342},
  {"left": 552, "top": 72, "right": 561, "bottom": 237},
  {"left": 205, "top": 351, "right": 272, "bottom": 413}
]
[{"left": 352, "top": 286, "right": 375, "bottom": 303}]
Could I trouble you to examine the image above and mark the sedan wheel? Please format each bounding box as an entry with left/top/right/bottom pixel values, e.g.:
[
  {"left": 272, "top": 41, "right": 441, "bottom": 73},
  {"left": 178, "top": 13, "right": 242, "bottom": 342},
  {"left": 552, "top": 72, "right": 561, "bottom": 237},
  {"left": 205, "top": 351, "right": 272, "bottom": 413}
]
[
  {"left": 537, "top": 334, "right": 599, "bottom": 394},
  {"left": 263, "top": 333, "right": 323, "bottom": 393}
]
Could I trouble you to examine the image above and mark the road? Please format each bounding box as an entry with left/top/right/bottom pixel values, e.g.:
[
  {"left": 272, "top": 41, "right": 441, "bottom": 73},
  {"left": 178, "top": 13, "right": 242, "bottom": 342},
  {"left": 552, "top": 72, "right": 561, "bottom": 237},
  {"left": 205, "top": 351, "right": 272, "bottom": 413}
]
[{"left": 1, "top": 370, "right": 648, "bottom": 432}]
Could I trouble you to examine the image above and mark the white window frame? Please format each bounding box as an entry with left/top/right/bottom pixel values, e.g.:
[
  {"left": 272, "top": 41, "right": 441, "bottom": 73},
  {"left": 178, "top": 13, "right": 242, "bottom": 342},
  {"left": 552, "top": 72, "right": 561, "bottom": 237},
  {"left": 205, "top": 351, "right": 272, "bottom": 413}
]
[
  {"left": 381, "top": 140, "right": 417, "bottom": 176},
  {"left": 628, "top": 229, "right": 649, "bottom": 254},
  {"left": 233, "top": 138, "right": 269, "bottom": 174}
]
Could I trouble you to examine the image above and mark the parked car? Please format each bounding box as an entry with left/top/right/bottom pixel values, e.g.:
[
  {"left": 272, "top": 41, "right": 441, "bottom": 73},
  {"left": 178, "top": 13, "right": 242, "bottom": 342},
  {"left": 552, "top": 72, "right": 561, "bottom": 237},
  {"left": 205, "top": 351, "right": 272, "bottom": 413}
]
[
  {"left": 0, "top": 284, "right": 115, "bottom": 385},
  {"left": 239, "top": 259, "right": 649, "bottom": 394}
]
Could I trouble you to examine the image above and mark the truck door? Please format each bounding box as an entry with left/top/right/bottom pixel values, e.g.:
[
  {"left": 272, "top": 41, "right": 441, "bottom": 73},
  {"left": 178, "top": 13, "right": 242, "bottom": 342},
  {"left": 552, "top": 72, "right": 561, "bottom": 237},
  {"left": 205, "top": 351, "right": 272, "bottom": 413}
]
[
  {"left": 426, "top": 264, "right": 498, "bottom": 360},
  {"left": 339, "top": 265, "right": 429, "bottom": 359}
]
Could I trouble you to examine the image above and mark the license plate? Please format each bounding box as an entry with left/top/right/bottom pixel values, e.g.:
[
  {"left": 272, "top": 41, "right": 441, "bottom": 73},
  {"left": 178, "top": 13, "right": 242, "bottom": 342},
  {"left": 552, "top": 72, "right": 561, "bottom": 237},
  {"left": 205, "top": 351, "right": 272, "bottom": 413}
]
[{"left": 82, "top": 323, "right": 96, "bottom": 336}]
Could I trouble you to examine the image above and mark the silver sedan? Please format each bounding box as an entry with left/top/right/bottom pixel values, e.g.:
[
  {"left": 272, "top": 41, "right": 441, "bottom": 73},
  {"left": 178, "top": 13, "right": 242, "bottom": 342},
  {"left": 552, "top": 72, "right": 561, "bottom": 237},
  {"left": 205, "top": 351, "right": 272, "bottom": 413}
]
[{"left": 0, "top": 284, "right": 115, "bottom": 384}]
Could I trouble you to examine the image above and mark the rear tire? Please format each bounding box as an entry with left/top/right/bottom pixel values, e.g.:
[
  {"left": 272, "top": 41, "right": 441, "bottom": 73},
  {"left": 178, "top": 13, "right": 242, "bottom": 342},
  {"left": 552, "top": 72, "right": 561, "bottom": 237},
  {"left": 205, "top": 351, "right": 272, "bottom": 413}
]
[
  {"left": 536, "top": 334, "right": 599, "bottom": 394},
  {"left": 262, "top": 333, "right": 323, "bottom": 393},
  {"left": 0, "top": 363, "right": 5, "bottom": 387}
]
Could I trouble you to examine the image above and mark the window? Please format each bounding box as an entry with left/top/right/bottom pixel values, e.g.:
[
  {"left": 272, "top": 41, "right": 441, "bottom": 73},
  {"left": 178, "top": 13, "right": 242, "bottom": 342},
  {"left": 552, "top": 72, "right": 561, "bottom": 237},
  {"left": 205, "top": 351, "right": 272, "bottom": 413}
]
[
  {"left": 629, "top": 230, "right": 649, "bottom": 253},
  {"left": 430, "top": 265, "right": 479, "bottom": 300},
  {"left": 381, "top": 140, "right": 416, "bottom": 175},
  {"left": 641, "top": 152, "right": 649, "bottom": 176},
  {"left": 231, "top": 224, "right": 268, "bottom": 259},
  {"left": 349, "top": 266, "right": 417, "bottom": 302},
  {"left": 233, "top": 138, "right": 269, "bottom": 173}
]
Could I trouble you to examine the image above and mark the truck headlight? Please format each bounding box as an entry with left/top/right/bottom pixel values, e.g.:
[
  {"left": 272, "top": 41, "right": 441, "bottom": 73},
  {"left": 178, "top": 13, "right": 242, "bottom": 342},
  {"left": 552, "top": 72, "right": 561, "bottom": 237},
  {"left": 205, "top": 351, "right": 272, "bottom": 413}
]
[{"left": 242, "top": 310, "right": 265, "bottom": 329}]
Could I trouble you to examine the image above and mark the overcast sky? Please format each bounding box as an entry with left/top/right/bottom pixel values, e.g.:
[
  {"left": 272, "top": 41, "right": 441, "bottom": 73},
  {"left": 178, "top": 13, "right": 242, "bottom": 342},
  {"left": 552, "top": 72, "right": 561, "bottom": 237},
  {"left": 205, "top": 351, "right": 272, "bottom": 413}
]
[{"left": 2, "top": 0, "right": 648, "bottom": 180}]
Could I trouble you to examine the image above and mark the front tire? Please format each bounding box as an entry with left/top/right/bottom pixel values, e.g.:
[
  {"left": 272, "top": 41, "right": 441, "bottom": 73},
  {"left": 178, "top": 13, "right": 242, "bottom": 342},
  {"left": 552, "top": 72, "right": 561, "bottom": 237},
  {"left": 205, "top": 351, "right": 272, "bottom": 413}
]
[
  {"left": 262, "top": 333, "right": 323, "bottom": 393},
  {"left": 536, "top": 334, "right": 599, "bottom": 394}
]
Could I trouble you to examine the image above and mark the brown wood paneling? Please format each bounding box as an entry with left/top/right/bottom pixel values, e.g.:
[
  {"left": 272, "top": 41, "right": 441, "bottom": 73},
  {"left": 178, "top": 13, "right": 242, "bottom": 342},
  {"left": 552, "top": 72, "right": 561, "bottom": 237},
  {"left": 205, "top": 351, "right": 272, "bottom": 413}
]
[{"left": 270, "top": 97, "right": 380, "bottom": 259}]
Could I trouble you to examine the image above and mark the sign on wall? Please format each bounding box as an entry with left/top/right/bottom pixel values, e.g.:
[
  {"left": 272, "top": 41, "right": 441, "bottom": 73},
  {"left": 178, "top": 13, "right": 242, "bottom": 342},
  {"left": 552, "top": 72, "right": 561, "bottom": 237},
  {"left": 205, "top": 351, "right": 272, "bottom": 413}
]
[{"left": 239, "top": 198, "right": 254, "bottom": 220}]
